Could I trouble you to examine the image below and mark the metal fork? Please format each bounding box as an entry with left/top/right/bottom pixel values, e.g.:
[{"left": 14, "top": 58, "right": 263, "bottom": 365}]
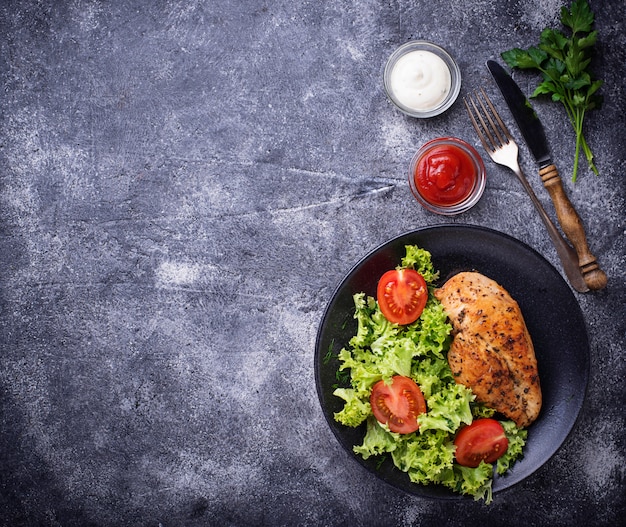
[{"left": 464, "top": 88, "right": 589, "bottom": 293}]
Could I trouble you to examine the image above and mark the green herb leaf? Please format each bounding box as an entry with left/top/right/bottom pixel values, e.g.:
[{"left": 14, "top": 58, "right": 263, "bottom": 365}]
[
  {"left": 540, "top": 28, "right": 568, "bottom": 58},
  {"left": 586, "top": 79, "right": 603, "bottom": 98},
  {"left": 528, "top": 46, "right": 549, "bottom": 66},
  {"left": 545, "top": 57, "right": 567, "bottom": 79},
  {"left": 577, "top": 29, "right": 598, "bottom": 49},
  {"left": 532, "top": 81, "right": 558, "bottom": 97},
  {"left": 561, "top": 0, "right": 594, "bottom": 34},
  {"left": 501, "top": 48, "right": 540, "bottom": 69},
  {"left": 572, "top": 93, "right": 586, "bottom": 107},
  {"left": 323, "top": 338, "right": 335, "bottom": 364},
  {"left": 500, "top": 0, "right": 602, "bottom": 181},
  {"left": 565, "top": 72, "right": 591, "bottom": 91},
  {"left": 565, "top": 48, "right": 588, "bottom": 77}
]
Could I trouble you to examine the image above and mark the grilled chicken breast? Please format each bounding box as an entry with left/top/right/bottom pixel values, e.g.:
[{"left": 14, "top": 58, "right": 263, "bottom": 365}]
[{"left": 434, "top": 271, "right": 541, "bottom": 428}]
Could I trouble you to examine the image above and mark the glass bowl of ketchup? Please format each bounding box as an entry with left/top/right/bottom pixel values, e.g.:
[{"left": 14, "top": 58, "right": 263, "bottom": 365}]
[{"left": 409, "top": 137, "right": 486, "bottom": 215}]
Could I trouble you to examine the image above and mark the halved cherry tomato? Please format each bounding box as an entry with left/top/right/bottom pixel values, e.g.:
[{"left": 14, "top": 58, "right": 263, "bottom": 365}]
[
  {"left": 377, "top": 269, "right": 428, "bottom": 325},
  {"left": 454, "top": 418, "right": 509, "bottom": 467},
  {"left": 370, "top": 375, "right": 427, "bottom": 434}
]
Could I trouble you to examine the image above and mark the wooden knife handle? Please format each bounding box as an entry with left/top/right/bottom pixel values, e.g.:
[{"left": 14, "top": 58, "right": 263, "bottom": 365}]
[{"left": 539, "top": 164, "right": 607, "bottom": 290}]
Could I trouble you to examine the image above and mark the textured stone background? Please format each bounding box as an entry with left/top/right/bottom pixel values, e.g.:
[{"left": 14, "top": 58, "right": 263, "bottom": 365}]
[{"left": 1, "top": 1, "right": 624, "bottom": 526}]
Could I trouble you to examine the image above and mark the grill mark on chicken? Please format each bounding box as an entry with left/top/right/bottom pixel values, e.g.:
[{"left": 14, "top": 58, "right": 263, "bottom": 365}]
[{"left": 434, "top": 272, "right": 542, "bottom": 428}]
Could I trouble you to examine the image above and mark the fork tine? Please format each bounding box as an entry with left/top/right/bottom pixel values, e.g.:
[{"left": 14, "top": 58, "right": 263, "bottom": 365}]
[
  {"left": 477, "top": 87, "right": 510, "bottom": 146},
  {"left": 464, "top": 96, "right": 493, "bottom": 153},
  {"left": 464, "top": 88, "right": 512, "bottom": 153},
  {"left": 473, "top": 90, "right": 503, "bottom": 148}
]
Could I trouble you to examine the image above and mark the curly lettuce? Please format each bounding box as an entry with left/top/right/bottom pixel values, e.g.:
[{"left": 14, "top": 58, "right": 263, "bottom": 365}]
[
  {"left": 333, "top": 245, "right": 528, "bottom": 504},
  {"left": 497, "top": 420, "right": 528, "bottom": 475}
]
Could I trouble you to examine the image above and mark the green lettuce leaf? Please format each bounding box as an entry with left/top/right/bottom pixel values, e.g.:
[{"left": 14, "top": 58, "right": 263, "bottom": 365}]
[
  {"left": 437, "top": 462, "right": 494, "bottom": 503},
  {"left": 496, "top": 420, "right": 528, "bottom": 475},
  {"left": 333, "top": 387, "right": 371, "bottom": 428},
  {"left": 397, "top": 430, "right": 456, "bottom": 484},
  {"left": 418, "top": 382, "right": 474, "bottom": 434},
  {"left": 353, "top": 416, "right": 398, "bottom": 459},
  {"left": 401, "top": 245, "right": 439, "bottom": 283}
]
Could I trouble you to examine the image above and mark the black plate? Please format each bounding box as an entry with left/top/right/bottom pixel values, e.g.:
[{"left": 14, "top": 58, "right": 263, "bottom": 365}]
[{"left": 315, "top": 224, "right": 589, "bottom": 499}]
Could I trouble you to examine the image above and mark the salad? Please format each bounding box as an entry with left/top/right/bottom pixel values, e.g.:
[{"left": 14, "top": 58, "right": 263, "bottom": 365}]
[{"left": 332, "top": 245, "right": 527, "bottom": 503}]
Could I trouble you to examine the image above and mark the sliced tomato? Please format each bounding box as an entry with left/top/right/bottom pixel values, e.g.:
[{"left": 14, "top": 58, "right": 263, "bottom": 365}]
[
  {"left": 454, "top": 418, "right": 509, "bottom": 467},
  {"left": 370, "top": 375, "right": 427, "bottom": 434},
  {"left": 377, "top": 269, "right": 428, "bottom": 325}
]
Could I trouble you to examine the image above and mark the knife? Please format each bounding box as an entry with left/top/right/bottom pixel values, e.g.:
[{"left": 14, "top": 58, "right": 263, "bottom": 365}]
[{"left": 487, "top": 60, "right": 607, "bottom": 291}]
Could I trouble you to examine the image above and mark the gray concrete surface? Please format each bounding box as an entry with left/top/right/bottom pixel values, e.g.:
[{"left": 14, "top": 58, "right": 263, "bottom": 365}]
[{"left": 1, "top": 1, "right": 624, "bottom": 525}]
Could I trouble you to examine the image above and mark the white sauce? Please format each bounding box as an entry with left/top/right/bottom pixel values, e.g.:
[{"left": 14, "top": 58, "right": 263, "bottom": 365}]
[{"left": 389, "top": 50, "right": 451, "bottom": 112}]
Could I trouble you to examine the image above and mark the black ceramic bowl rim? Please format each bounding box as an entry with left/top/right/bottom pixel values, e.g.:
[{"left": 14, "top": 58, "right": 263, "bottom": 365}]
[{"left": 314, "top": 225, "right": 589, "bottom": 500}]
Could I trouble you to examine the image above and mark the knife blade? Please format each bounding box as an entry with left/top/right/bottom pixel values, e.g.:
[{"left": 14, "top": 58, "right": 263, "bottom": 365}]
[
  {"left": 486, "top": 60, "right": 552, "bottom": 167},
  {"left": 487, "top": 60, "right": 607, "bottom": 291}
]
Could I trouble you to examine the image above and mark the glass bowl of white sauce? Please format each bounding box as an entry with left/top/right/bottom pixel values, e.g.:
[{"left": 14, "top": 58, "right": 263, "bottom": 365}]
[{"left": 384, "top": 41, "right": 461, "bottom": 118}]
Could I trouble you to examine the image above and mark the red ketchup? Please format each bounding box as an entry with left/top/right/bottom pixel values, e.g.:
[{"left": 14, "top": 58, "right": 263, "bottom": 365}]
[{"left": 414, "top": 141, "right": 477, "bottom": 206}]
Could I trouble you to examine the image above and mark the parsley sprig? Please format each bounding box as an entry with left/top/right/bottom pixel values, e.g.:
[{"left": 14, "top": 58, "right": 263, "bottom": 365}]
[{"left": 501, "top": 0, "right": 602, "bottom": 182}]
